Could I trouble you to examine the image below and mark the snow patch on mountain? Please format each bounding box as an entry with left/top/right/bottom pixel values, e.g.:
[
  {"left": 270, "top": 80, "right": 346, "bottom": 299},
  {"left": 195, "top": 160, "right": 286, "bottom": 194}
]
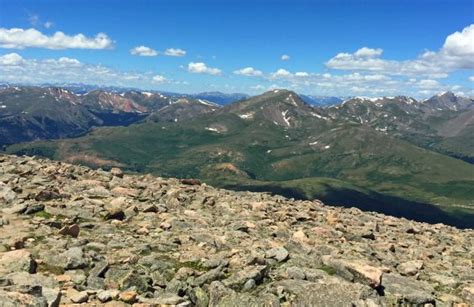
[{"left": 282, "top": 110, "right": 291, "bottom": 127}]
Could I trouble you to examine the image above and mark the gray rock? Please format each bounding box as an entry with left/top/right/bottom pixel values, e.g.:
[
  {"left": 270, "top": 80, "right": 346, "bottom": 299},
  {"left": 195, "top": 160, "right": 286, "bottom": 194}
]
[
  {"left": 0, "top": 289, "right": 48, "bottom": 307},
  {"left": 97, "top": 289, "right": 119, "bottom": 302},
  {"left": 265, "top": 247, "right": 289, "bottom": 262},
  {"left": 268, "top": 279, "right": 381, "bottom": 306},
  {"left": 68, "top": 288, "right": 88, "bottom": 303},
  {"left": 42, "top": 287, "right": 61, "bottom": 307},
  {"left": 322, "top": 256, "right": 383, "bottom": 289},
  {"left": 2, "top": 203, "right": 27, "bottom": 214},
  {"left": 383, "top": 273, "right": 436, "bottom": 305},
  {"left": 243, "top": 278, "right": 256, "bottom": 291},
  {"left": 193, "top": 265, "right": 225, "bottom": 286},
  {"left": 398, "top": 260, "right": 423, "bottom": 276},
  {"left": 23, "top": 203, "right": 45, "bottom": 215},
  {"left": 223, "top": 265, "right": 267, "bottom": 289},
  {"left": 0, "top": 250, "right": 36, "bottom": 274},
  {"left": 86, "top": 261, "right": 108, "bottom": 289},
  {"left": 193, "top": 287, "right": 209, "bottom": 307},
  {"left": 0, "top": 184, "right": 16, "bottom": 203},
  {"left": 287, "top": 266, "right": 306, "bottom": 280},
  {"left": 209, "top": 281, "right": 279, "bottom": 306},
  {"left": 58, "top": 247, "right": 88, "bottom": 270},
  {"left": 58, "top": 224, "right": 80, "bottom": 238}
]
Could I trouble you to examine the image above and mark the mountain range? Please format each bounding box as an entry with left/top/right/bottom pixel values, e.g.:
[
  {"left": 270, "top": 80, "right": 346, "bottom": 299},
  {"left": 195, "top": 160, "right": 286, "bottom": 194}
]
[{"left": 3, "top": 86, "right": 474, "bottom": 228}]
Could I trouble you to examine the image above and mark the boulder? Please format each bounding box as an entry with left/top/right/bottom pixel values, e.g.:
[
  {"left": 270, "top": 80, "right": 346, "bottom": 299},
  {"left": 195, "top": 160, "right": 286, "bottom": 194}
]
[{"left": 0, "top": 250, "right": 36, "bottom": 274}]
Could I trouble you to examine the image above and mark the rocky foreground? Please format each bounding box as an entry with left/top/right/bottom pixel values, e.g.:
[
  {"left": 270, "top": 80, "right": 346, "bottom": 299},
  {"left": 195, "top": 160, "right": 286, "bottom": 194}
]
[{"left": 0, "top": 155, "right": 473, "bottom": 306}]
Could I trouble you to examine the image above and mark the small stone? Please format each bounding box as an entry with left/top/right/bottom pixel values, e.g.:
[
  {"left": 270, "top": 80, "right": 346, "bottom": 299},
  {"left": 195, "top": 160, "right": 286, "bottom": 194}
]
[
  {"left": 160, "top": 221, "right": 172, "bottom": 230},
  {"left": 2, "top": 203, "right": 27, "bottom": 214},
  {"left": 266, "top": 247, "right": 289, "bottom": 262},
  {"left": 180, "top": 178, "right": 201, "bottom": 185},
  {"left": 119, "top": 290, "right": 137, "bottom": 303},
  {"left": 406, "top": 226, "right": 421, "bottom": 234},
  {"left": 35, "top": 189, "right": 60, "bottom": 201},
  {"left": 194, "top": 287, "right": 209, "bottom": 307},
  {"left": 142, "top": 205, "right": 158, "bottom": 213},
  {"left": 23, "top": 203, "right": 45, "bottom": 215},
  {"left": 292, "top": 230, "right": 308, "bottom": 243},
  {"left": 0, "top": 250, "right": 36, "bottom": 274},
  {"left": 243, "top": 278, "right": 256, "bottom": 291},
  {"left": 97, "top": 289, "right": 119, "bottom": 303},
  {"left": 105, "top": 208, "right": 125, "bottom": 221},
  {"left": 287, "top": 266, "right": 306, "bottom": 280},
  {"left": 58, "top": 224, "right": 80, "bottom": 238},
  {"left": 361, "top": 233, "right": 376, "bottom": 240},
  {"left": 461, "top": 286, "right": 474, "bottom": 302},
  {"left": 68, "top": 288, "right": 88, "bottom": 304},
  {"left": 42, "top": 287, "right": 61, "bottom": 307},
  {"left": 110, "top": 168, "right": 124, "bottom": 178},
  {"left": 136, "top": 227, "right": 149, "bottom": 235},
  {"left": 0, "top": 185, "right": 16, "bottom": 203},
  {"left": 322, "top": 256, "right": 383, "bottom": 289},
  {"left": 398, "top": 260, "right": 423, "bottom": 276}
]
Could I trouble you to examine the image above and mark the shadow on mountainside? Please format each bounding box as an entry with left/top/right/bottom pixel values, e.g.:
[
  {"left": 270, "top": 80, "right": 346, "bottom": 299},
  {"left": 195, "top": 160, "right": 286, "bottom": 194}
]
[{"left": 224, "top": 184, "right": 474, "bottom": 229}]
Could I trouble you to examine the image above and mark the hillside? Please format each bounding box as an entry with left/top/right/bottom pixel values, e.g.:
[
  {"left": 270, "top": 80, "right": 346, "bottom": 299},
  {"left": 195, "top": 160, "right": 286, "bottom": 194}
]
[
  {"left": 0, "top": 155, "right": 473, "bottom": 305},
  {"left": 8, "top": 90, "right": 474, "bottom": 228}
]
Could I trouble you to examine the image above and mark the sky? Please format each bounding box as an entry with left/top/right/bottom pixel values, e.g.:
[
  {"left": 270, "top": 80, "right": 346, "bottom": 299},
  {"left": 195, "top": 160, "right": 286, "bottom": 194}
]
[{"left": 0, "top": 0, "right": 473, "bottom": 97}]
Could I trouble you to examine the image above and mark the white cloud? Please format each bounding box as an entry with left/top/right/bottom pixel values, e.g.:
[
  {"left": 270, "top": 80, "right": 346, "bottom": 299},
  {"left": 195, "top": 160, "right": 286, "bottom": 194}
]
[
  {"left": 294, "top": 72, "right": 309, "bottom": 77},
  {"left": 271, "top": 68, "right": 291, "bottom": 78},
  {"left": 0, "top": 54, "right": 172, "bottom": 88},
  {"left": 28, "top": 14, "right": 53, "bottom": 29},
  {"left": 442, "top": 24, "right": 474, "bottom": 58},
  {"left": 233, "top": 67, "right": 263, "bottom": 77},
  {"left": 164, "top": 48, "right": 186, "bottom": 57},
  {"left": 130, "top": 45, "right": 158, "bottom": 56},
  {"left": 469, "top": 76, "right": 474, "bottom": 82},
  {"left": 353, "top": 47, "right": 383, "bottom": 58},
  {"left": 55, "top": 57, "right": 81, "bottom": 66},
  {"left": 417, "top": 79, "right": 440, "bottom": 89},
  {"left": 152, "top": 75, "right": 166, "bottom": 83},
  {"left": 326, "top": 24, "right": 474, "bottom": 77},
  {"left": 0, "top": 28, "right": 113, "bottom": 49},
  {"left": 0, "top": 53, "right": 25, "bottom": 65},
  {"left": 187, "top": 62, "right": 221, "bottom": 75},
  {"left": 250, "top": 84, "right": 265, "bottom": 91},
  {"left": 281, "top": 54, "right": 290, "bottom": 61}
]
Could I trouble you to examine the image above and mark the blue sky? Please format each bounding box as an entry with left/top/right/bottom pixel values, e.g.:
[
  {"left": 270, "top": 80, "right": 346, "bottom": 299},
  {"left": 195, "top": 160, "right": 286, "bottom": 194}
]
[{"left": 0, "top": 0, "right": 473, "bottom": 97}]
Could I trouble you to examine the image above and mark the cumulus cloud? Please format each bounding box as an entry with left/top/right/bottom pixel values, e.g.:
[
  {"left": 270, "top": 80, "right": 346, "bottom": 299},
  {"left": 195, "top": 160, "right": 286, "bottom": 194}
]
[
  {"left": 281, "top": 54, "right": 290, "bottom": 61},
  {"left": 0, "top": 54, "right": 173, "bottom": 88},
  {"left": 0, "top": 53, "right": 25, "bottom": 65},
  {"left": 326, "top": 24, "right": 474, "bottom": 77},
  {"left": 130, "top": 45, "right": 158, "bottom": 56},
  {"left": 469, "top": 76, "right": 474, "bottom": 82},
  {"left": 417, "top": 79, "right": 440, "bottom": 89},
  {"left": 187, "top": 62, "right": 221, "bottom": 75},
  {"left": 249, "top": 66, "right": 468, "bottom": 98},
  {"left": 164, "top": 48, "right": 186, "bottom": 57},
  {"left": 233, "top": 67, "right": 263, "bottom": 77},
  {"left": 0, "top": 28, "right": 113, "bottom": 50},
  {"left": 152, "top": 75, "right": 166, "bottom": 83},
  {"left": 354, "top": 47, "right": 383, "bottom": 58},
  {"left": 294, "top": 72, "right": 309, "bottom": 77},
  {"left": 250, "top": 84, "right": 265, "bottom": 91},
  {"left": 271, "top": 68, "right": 291, "bottom": 78}
]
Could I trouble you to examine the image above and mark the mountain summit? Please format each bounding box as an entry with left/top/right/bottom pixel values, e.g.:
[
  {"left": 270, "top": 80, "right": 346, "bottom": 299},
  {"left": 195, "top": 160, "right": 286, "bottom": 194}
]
[{"left": 0, "top": 154, "right": 472, "bottom": 305}]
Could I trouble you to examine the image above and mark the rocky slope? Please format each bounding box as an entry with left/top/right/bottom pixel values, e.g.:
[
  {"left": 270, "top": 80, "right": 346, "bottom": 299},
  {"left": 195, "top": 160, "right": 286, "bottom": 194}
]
[{"left": 0, "top": 155, "right": 473, "bottom": 306}]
